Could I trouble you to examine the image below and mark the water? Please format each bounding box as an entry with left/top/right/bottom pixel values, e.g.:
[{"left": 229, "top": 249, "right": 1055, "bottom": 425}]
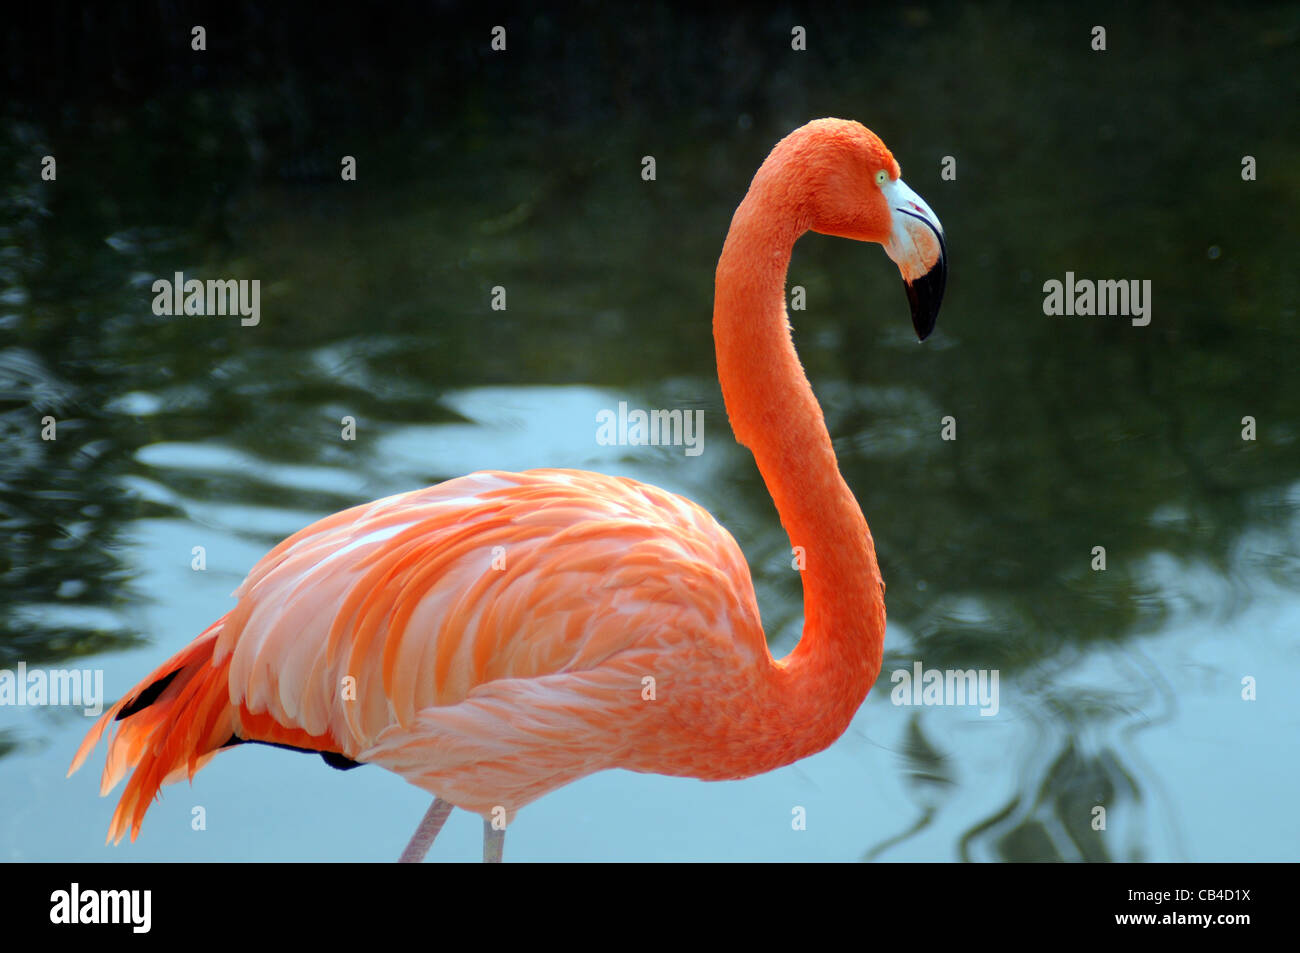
[{"left": 2, "top": 5, "right": 1299, "bottom": 861}]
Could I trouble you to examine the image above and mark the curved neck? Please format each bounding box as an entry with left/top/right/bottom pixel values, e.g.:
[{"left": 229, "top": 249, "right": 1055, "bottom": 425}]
[{"left": 713, "top": 181, "right": 885, "bottom": 731}]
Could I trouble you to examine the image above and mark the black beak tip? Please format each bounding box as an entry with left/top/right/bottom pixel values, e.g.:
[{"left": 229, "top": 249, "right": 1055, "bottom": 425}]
[
  {"left": 904, "top": 257, "right": 946, "bottom": 342},
  {"left": 909, "top": 297, "right": 937, "bottom": 341}
]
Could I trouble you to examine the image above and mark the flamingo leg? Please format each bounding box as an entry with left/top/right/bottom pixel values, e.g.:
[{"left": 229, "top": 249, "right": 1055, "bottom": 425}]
[
  {"left": 483, "top": 819, "right": 505, "bottom": 863},
  {"left": 397, "top": 797, "right": 453, "bottom": 863}
]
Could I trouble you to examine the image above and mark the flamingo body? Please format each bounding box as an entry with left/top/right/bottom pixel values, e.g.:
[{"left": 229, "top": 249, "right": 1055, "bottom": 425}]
[{"left": 71, "top": 469, "right": 829, "bottom": 842}]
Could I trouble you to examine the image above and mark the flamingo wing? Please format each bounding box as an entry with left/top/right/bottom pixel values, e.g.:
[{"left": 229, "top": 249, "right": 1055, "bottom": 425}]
[{"left": 80, "top": 468, "right": 765, "bottom": 819}]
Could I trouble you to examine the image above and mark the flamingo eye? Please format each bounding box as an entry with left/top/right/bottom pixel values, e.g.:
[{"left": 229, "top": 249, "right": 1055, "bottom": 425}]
[{"left": 874, "top": 170, "right": 889, "bottom": 187}]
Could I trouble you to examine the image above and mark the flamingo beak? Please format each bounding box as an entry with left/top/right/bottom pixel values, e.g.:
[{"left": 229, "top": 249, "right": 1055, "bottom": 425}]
[{"left": 882, "top": 178, "right": 947, "bottom": 341}]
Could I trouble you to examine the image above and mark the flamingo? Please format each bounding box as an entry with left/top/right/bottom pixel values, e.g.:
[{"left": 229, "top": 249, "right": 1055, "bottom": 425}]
[{"left": 70, "top": 118, "right": 946, "bottom": 862}]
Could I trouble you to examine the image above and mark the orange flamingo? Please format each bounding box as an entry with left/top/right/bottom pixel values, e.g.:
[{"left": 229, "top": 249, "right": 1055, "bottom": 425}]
[{"left": 70, "top": 118, "right": 946, "bottom": 862}]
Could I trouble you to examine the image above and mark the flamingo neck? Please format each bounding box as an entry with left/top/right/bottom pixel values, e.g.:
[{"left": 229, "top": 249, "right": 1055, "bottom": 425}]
[{"left": 713, "top": 180, "right": 886, "bottom": 739}]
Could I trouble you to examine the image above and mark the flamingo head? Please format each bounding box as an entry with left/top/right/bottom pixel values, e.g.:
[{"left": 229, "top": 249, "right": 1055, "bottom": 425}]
[{"left": 784, "top": 118, "right": 947, "bottom": 341}]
